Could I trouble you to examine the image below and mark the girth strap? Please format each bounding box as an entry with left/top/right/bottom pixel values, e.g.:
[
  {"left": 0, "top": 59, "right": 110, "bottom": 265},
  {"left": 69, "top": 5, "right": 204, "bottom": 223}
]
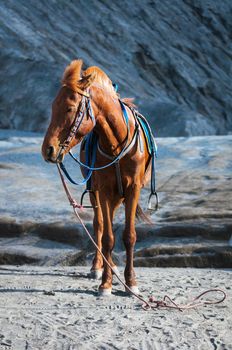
[
  {"left": 97, "top": 125, "right": 139, "bottom": 197},
  {"left": 115, "top": 161, "right": 124, "bottom": 197},
  {"left": 97, "top": 127, "right": 138, "bottom": 160}
]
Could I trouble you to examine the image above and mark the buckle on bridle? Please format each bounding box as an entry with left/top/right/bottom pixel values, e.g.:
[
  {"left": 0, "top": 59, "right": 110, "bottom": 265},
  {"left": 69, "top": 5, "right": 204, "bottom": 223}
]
[{"left": 59, "top": 142, "right": 69, "bottom": 149}]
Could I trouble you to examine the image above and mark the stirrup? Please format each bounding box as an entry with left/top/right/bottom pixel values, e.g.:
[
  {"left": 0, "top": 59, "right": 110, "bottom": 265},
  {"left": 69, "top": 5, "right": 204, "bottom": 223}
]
[
  {"left": 148, "top": 192, "right": 159, "bottom": 211},
  {"left": 80, "top": 190, "right": 98, "bottom": 209}
]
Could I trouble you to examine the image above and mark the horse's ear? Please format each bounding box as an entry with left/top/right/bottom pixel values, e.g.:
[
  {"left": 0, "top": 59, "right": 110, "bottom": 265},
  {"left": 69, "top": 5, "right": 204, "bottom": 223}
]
[
  {"left": 78, "top": 71, "right": 96, "bottom": 89},
  {"left": 62, "top": 59, "right": 83, "bottom": 86}
]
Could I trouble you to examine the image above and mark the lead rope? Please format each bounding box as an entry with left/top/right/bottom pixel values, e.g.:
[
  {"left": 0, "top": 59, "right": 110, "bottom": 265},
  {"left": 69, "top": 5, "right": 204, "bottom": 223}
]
[{"left": 57, "top": 163, "right": 226, "bottom": 311}]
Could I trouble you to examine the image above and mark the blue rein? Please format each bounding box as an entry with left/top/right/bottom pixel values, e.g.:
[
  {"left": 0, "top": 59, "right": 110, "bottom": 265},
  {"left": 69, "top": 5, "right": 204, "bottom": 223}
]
[
  {"left": 59, "top": 94, "right": 158, "bottom": 210},
  {"left": 60, "top": 131, "right": 97, "bottom": 185},
  {"left": 61, "top": 99, "right": 131, "bottom": 177}
]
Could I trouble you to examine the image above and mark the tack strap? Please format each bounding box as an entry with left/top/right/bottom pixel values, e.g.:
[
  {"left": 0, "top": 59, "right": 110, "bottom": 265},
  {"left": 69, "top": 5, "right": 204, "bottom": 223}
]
[
  {"left": 97, "top": 126, "right": 139, "bottom": 160},
  {"left": 60, "top": 131, "right": 97, "bottom": 186},
  {"left": 68, "top": 100, "right": 136, "bottom": 171},
  {"left": 59, "top": 98, "right": 135, "bottom": 191},
  {"left": 60, "top": 85, "right": 158, "bottom": 211},
  {"left": 62, "top": 98, "right": 158, "bottom": 210},
  {"left": 59, "top": 95, "right": 88, "bottom": 151},
  {"left": 115, "top": 161, "right": 124, "bottom": 197}
]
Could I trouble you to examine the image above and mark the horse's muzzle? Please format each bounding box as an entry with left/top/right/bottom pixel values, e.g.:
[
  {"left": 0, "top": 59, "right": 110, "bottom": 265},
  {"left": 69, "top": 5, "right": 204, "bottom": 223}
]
[{"left": 44, "top": 145, "right": 64, "bottom": 163}]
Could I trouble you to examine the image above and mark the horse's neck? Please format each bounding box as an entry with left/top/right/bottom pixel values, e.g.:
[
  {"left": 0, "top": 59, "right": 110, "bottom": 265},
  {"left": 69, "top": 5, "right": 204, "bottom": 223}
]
[{"left": 92, "top": 93, "right": 127, "bottom": 155}]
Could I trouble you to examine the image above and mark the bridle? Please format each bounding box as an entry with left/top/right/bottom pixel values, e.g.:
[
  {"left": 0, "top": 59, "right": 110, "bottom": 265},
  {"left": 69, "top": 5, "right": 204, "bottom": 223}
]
[
  {"left": 57, "top": 86, "right": 95, "bottom": 158},
  {"left": 57, "top": 86, "right": 139, "bottom": 173}
]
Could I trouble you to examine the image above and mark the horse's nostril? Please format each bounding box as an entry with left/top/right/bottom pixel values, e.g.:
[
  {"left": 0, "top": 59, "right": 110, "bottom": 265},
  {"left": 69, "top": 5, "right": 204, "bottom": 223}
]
[{"left": 47, "top": 145, "right": 54, "bottom": 158}]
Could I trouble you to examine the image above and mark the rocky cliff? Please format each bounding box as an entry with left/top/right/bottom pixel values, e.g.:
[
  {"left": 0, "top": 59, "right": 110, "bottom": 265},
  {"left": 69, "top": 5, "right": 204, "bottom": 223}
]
[{"left": 0, "top": 0, "right": 232, "bottom": 136}]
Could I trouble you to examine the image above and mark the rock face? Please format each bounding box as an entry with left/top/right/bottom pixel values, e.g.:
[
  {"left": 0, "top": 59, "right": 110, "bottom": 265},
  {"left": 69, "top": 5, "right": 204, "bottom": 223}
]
[
  {"left": 0, "top": 0, "right": 232, "bottom": 136},
  {"left": 0, "top": 130, "right": 231, "bottom": 267}
]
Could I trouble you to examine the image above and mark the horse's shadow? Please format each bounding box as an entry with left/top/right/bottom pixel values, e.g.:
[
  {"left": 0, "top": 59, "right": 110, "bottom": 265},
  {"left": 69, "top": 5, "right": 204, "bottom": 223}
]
[
  {"left": 0, "top": 287, "right": 98, "bottom": 297},
  {"left": 0, "top": 287, "right": 136, "bottom": 299},
  {"left": 0, "top": 268, "right": 135, "bottom": 298},
  {"left": 0, "top": 268, "right": 90, "bottom": 279}
]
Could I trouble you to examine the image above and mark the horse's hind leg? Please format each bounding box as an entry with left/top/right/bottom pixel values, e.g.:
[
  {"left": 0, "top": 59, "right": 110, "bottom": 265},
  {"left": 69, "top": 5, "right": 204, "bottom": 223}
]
[
  {"left": 123, "top": 184, "right": 140, "bottom": 293},
  {"left": 89, "top": 191, "right": 104, "bottom": 279}
]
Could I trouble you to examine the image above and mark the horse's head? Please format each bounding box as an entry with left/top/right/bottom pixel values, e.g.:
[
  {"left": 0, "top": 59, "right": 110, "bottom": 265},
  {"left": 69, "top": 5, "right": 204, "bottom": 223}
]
[{"left": 42, "top": 60, "right": 96, "bottom": 163}]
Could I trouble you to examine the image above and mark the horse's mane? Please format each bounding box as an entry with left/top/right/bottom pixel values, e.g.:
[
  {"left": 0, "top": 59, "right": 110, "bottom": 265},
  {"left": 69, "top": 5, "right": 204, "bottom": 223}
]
[
  {"left": 62, "top": 59, "right": 137, "bottom": 108},
  {"left": 62, "top": 60, "right": 118, "bottom": 98},
  {"left": 85, "top": 66, "right": 118, "bottom": 98}
]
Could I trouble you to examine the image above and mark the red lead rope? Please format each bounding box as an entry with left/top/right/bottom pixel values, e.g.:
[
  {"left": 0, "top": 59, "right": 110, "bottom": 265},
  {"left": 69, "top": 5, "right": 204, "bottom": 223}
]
[{"left": 57, "top": 163, "right": 227, "bottom": 311}]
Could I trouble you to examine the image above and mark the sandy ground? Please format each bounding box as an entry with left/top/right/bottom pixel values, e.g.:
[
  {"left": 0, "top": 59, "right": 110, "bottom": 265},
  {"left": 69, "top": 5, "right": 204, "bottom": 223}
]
[
  {"left": 0, "top": 133, "right": 232, "bottom": 349},
  {"left": 0, "top": 266, "right": 231, "bottom": 350}
]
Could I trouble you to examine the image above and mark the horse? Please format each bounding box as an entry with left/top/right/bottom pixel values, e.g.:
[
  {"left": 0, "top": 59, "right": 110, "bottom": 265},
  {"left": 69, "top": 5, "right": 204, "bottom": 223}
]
[{"left": 42, "top": 59, "right": 156, "bottom": 295}]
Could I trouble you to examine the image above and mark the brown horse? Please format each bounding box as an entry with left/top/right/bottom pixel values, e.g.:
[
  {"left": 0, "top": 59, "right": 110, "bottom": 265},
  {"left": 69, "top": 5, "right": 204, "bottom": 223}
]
[{"left": 42, "top": 60, "right": 153, "bottom": 295}]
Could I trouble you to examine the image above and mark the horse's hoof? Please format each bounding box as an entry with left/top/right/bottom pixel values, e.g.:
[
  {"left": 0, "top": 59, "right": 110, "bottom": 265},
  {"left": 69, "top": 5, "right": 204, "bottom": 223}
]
[
  {"left": 112, "top": 266, "right": 120, "bottom": 276},
  {"left": 89, "top": 269, "right": 103, "bottom": 280},
  {"left": 98, "top": 288, "right": 112, "bottom": 296},
  {"left": 125, "top": 285, "right": 140, "bottom": 295}
]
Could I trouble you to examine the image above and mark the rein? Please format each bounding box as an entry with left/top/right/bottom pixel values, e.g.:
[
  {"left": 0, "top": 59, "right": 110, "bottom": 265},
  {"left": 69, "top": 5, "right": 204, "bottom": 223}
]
[
  {"left": 58, "top": 90, "right": 158, "bottom": 209},
  {"left": 56, "top": 163, "right": 227, "bottom": 311},
  {"left": 65, "top": 99, "right": 136, "bottom": 171},
  {"left": 58, "top": 93, "right": 148, "bottom": 202}
]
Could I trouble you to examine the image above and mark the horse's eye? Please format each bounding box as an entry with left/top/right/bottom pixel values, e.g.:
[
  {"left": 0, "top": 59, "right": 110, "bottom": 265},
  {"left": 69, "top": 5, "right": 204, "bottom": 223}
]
[{"left": 67, "top": 107, "right": 75, "bottom": 113}]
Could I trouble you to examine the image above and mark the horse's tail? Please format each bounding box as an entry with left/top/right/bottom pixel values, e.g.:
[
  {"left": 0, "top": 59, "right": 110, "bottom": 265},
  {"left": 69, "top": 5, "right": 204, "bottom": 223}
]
[{"left": 136, "top": 204, "right": 152, "bottom": 224}]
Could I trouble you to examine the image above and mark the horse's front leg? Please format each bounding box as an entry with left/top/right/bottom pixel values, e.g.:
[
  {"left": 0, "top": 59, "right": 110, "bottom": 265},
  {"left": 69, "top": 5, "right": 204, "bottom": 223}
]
[
  {"left": 98, "top": 195, "right": 117, "bottom": 295},
  {"left": 89, "top": 191, "right": 104, "bottom": 279},
  {"left": 123, "top": 184, "right": 140, "bottom": 293}
]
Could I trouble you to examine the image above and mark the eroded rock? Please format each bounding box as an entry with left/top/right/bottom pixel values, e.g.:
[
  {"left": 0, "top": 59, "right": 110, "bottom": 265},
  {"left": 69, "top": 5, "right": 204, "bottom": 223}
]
[
  {"left": 0, "top": 1, "right": 232, "bottom": 136},
  {"left": 0, "top": 131, "right": 231, "bottom": 267}
]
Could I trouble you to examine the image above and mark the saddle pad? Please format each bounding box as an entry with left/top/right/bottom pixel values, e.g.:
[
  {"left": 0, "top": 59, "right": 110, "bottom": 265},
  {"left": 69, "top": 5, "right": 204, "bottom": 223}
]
[{"left": 137, "top": 115, "right": 157, "bottom": 157}]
